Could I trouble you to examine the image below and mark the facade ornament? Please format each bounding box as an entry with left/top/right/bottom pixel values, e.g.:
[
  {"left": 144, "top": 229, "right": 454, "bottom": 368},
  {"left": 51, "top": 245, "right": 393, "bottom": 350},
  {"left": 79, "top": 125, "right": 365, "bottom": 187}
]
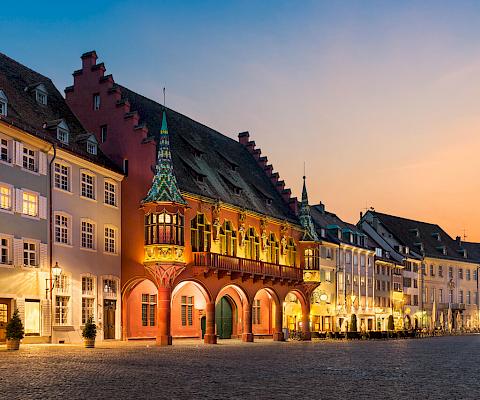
[
  {"left": 280, "top": 223, "right": 288, "bottom": 255},
  {"left": 144, "top": 263, "right": 186, "bottom": 289},
  {"left": 238, "top": 209, "right": 247, "bottom": 247},
  {"left": 260, "top": 218, "right": 268, "bottom": 250},
  {"left": 212, "top": 200, "right": 221, "bottom": 241}
]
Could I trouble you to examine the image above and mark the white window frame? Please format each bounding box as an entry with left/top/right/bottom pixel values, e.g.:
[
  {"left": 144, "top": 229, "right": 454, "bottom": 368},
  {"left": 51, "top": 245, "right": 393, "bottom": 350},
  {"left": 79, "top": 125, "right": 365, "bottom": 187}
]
[
  {"left": 35, "top": 88, "right": 47, "bottom": 105},
  {"left": 57, "top": 127, "right": 69, "bottom": 144},
  {"left": 55, "top": 295, "right": 69, "bottom": 326},
  {"left": 54, "top": 212, "right": 72, "bottom": 246},
  {"left": 80, "top": 219, "right": 96, "bottom": 251},
  {"left": 104, "top": 179, "right": 117, "bottom": 207},
  {"left": 22, "top": 145, "right": 37, "bottom": 172},
  {"left": 86, "top": 141, "right": 97, "bottom": 155},
  {"left": 22, "top": 191, "right": 38, "bottom": 217},
  {"left": 54, "top": 161, "right": 71, "bottom": 192},
  {"left": 80, "top": 170, "right": 96, "bottom": 200},
  {"left": 0, "top": 234, "right": 12, "bottom": 266},
  {"left": 23, "top": 240, "right": 38, "bottom": 267},
  {"left": 0, "top": 90, "right": 7, "bottom": 116},
  {"left": 0, "top": 182, "right": 13, "bottom": 212},
  {"left": 104, "top": 225, "right": 117, "bottom": 254},
  {"left": 0, "top": 136, "right": 11, "bottom": 164},
  {"left": 81, "top": 274, "right": 96, "bottom": 297}
]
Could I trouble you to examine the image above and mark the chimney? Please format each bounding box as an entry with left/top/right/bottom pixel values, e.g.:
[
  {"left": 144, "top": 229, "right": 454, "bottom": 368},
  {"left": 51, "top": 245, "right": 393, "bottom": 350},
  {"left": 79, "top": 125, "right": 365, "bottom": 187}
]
[
  {"left": 238, "top": 131, "right": 250, "bottom": 145},
  {"left": 81, "top": 50, "right": 98, "bottom": 69},
  {"left": 317, "top": 201, "right": 325, "bottom": 214},
  {"left": 360, "top": 211, "right": 363, "bottom": 220},
  {"left": 456, "top": 236, "right": 461, "bottom": 246}
]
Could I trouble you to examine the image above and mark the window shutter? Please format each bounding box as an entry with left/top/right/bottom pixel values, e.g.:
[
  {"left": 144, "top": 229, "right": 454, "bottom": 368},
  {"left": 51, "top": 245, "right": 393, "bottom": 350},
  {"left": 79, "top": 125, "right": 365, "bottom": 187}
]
[
  {"left": 13, "top": 238, "right": 23, "bottom": 267},
  {"left": 320, "top": 269, "right": 326, "bottom": 282},
  {"left": 15, "top": 298, "right": 26, "bottom": 326},
  {"left": 39, "top": 196, "right": 47, "bottom": 219},
  {"left": 14, "top": 141, "right": 23, "bottom": 167},
  {"left": 15, "top": 188, "right": 23, "bottom": 213},
  {"left": 39, "top": 243, "right": 48, "bottom": 269},
  {"left": 41, "top": 299, "right": 51, "bottom": 336},
  {"left": 38, "top": 152, "right": 47, "bottom": 175}
]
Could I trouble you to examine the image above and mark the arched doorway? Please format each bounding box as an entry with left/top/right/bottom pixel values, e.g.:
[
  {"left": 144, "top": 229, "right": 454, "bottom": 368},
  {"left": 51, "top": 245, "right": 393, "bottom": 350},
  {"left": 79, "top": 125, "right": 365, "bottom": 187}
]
[
  {"left": 252, "top": 288, "right": 280, "bottom": 338},
  {"left": 216, "top": 296, "right": 234, "bottom": 339},
  {"left": 283, "top": 290, "right": 310, "bottom": 340}
]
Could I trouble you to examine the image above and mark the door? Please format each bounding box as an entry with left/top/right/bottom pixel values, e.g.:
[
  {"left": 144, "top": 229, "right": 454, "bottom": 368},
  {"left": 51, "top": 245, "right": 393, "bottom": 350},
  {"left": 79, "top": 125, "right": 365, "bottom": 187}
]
[
  {"left": 103, "top": 300, "right": 116, "bottom": 339},
  {"left": 0, "top": 299, "right": 9, "bottom": 342},
  {"left": 215, "top": 297, "right": 232, "bottom": 339},
  {"left": 200, "top": 316, "right": 206, "bottom": 338}
]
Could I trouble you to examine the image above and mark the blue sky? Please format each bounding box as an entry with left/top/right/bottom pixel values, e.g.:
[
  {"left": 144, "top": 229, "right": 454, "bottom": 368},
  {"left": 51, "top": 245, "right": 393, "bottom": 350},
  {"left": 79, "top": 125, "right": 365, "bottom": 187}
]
[{"left": 3, "top": 1, "right": 480, "bottom": 238}]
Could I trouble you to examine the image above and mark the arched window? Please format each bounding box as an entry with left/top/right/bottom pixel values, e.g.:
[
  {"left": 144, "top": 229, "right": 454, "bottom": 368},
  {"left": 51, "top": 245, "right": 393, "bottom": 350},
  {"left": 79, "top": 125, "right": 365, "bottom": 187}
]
[
  {"left": 145, "top": 211, "right": 184, "bottom": 245},
  {"left": 286, "top": 238, "right": 296, "bottom": 267},
  {"left": 304, "top": 248, "right": 319, "bottom": 269},
  {"left": 219, "top": 221, "right": 237, "bottom": 256},
  {"left": 266, "top": 233, "right": 279, "bottom": 264},
  {"left": 245, "top": 228, "right": 260, "bottom": 260},
  {"left": 191, "top": 213, "right": 211, "bottom": 252}
]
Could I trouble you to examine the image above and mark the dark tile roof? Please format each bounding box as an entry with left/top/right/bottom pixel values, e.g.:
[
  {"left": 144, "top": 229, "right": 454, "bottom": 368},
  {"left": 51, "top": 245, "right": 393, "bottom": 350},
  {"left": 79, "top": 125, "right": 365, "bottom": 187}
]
[
  {"left": 117, "top": 85, "right": 298, "bottom": 223},
  {"left": 369, "top": 211, "right": 477, "bottom": 263},
  {"left": 310, "top": 204, "right": 370, "bottom": 249},
  {"left": 0, "top": 53, "right": 121, "bottom": 173}
]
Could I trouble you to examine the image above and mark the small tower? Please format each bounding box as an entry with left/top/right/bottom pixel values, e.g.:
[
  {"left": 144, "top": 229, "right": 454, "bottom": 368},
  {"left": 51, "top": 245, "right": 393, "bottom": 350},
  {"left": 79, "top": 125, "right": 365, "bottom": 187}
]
[
  {"left": 299, "top": 176, "right": 319, "bottom": 242},
  {"left": 141, "top": 109, "right": 187, "bottom": 346}
]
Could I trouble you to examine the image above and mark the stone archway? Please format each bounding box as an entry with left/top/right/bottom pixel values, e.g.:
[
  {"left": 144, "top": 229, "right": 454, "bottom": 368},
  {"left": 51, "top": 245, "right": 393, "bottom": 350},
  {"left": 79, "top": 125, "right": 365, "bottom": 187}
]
[
  {"left": 252, "top": 287, "right": 283, "bottom": 340},
  {"left": 283, "top": 289, "right": 311, "bottom": 340},
  {"left": 215, "top": 284, "right": 251, "bottom": 341}
]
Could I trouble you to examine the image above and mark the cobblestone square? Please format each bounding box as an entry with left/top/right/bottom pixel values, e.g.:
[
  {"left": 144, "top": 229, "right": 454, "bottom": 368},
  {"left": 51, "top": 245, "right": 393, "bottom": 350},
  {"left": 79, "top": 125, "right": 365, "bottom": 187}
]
[{"left": 1, "top": 335, "right": 479, "bottom": 400}]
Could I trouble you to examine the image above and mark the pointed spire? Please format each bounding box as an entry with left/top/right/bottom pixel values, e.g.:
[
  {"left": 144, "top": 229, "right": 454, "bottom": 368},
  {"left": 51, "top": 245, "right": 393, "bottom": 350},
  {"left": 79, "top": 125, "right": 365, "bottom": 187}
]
[
  {"left": 299, "top": 175, "right": 319, "bottom": 241},
  {"left": 142, "top": 109, "right": 187, "bottom": 205}
]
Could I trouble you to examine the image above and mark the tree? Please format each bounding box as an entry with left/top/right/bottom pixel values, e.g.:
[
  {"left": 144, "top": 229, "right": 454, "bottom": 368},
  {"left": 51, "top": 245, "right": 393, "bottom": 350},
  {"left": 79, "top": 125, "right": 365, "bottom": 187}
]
[
  {"left": 6, "top": 309, "right": 24, "bottom": 341},
  {"left": 350, "top": 314, "right": 357, "bottom": 332},
  {"left": 82, "top": 317, "right": 97, "bottom": 340},
  {"left": 387, "top": 315, "right": 395, "bottom": 331}
]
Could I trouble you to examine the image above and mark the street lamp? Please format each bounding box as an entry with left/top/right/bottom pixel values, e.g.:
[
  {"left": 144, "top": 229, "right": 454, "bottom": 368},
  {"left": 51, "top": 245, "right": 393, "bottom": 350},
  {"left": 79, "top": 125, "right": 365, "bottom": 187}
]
[{"left": 45, "top": 262, "right": 62, "bottom": 298}]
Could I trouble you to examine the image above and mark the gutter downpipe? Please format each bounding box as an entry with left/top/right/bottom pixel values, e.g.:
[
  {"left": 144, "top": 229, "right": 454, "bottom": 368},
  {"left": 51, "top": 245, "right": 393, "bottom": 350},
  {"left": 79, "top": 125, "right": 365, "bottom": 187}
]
[{"left": 48, "top": 143, "right": 57, "bottom": 343}]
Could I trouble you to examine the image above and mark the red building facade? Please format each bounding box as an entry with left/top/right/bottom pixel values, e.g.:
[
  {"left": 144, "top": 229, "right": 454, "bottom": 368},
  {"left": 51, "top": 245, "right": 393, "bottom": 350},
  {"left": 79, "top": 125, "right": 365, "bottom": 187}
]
[{"left": 66, "top": 51, "right": 318, "bottom": 345}]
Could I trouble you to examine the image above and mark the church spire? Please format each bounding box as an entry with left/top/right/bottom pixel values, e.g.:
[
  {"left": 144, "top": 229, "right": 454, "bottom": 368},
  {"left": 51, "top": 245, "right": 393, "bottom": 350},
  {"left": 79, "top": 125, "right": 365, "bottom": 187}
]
[
  {"left": 299, "top": 175, "right": 319, "bottom": 241},
  {"left": 142, "top": 109, "right": 187, "bottom": 205}
]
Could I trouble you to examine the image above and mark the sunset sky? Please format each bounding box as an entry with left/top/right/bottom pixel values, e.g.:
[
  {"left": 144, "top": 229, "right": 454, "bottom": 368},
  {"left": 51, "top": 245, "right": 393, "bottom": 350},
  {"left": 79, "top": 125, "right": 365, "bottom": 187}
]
[{"left": 2, "top": 1, "right": 480, "bottom": 239}]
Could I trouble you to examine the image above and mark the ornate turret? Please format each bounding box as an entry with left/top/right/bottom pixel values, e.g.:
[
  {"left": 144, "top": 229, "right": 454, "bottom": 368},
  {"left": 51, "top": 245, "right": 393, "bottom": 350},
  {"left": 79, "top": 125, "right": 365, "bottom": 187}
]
[
  {"left": 142, "top": 109, "right": 187, "bottom": 267},
  {"left": 143, "top": 110, "right": 186, "bottom": 205},
  {"left": 299, "top": 176, "right": 319, "bottom": 242}
]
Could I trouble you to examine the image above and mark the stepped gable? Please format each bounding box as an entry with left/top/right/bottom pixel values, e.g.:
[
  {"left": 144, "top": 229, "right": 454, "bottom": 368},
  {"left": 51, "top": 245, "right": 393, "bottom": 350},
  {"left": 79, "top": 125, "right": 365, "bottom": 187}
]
[
  {"left": 371, "top": 211, "right": 476, "bottom": 262},
  {"left": 0, "top": 52, "right": 120, "bottom": 172},
  {"left": 117, "top": 85, "right": 298, "bottom": 223}
]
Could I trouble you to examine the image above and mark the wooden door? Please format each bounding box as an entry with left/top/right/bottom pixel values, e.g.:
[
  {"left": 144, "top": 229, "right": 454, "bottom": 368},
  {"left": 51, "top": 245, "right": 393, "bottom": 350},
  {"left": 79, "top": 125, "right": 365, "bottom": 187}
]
[
  {"left": 0, "top": 299, "right": 10, "bottom": 342},
  {"left": 200, "top": 316, "right": 206, "bottom": 338},
  {"left": 215, "top": 297, "right": 232, "bottom": 339},
  {"left": 103, "top": 300, "right": 116, "bottom": 339}
]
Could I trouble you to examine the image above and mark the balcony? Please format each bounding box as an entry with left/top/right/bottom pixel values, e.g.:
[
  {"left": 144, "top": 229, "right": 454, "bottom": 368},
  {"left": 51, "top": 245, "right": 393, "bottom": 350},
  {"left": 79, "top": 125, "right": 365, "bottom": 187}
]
[{"left": 193, "top": 252, "right": 303, "bottom": 282}]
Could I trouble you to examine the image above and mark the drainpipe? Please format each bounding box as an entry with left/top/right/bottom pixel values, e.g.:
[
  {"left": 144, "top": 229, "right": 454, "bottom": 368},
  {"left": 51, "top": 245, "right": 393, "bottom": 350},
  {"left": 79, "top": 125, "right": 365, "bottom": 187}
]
[{"left": 48, "top": 143, "right": 57, "bottom": 342}]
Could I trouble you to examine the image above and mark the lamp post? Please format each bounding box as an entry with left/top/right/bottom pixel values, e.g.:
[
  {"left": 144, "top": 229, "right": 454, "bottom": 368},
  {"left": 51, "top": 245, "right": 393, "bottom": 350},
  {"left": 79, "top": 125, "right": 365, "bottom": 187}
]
[{"left": 45, "top": 261, "right": 62, "bottom": 299}]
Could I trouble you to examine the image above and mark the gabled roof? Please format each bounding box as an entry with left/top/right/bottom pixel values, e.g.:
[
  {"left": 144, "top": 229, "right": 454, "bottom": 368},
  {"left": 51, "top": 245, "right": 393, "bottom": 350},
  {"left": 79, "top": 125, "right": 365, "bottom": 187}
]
[
  {"left": 117, "top": 84, "right": 298, "bottom": 223},
  {"left": 366, "top": 211, "right": 477, "bottom": 263},
  {"left": 0, "top": 52, "right": 121, "bottom": 173}
]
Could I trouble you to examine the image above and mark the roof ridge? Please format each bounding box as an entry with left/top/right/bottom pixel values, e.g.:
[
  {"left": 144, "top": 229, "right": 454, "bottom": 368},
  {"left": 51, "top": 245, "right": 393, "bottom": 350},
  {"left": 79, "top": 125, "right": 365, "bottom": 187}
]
[
  {"left": 373, "top": 211, "right": 444, "bottom": 229},
  {"left": 0, "top": 52, "right": 52, "bottom": 83}
]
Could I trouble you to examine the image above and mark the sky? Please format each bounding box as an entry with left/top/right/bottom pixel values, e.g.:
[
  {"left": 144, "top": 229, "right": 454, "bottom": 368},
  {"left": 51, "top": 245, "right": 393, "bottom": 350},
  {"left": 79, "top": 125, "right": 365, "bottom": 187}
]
[{"left": 2, "top": 1, "right": 480, "bottom": 239}]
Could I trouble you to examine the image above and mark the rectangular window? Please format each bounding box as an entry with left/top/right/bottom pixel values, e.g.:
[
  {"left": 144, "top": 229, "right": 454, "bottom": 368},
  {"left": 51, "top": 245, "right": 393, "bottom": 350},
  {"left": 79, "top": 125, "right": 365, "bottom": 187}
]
[
  {"left": 466, "top": 269, "right": 471, "bottom": 281},
  {"left": 23, "top": 241, "right": 37, "bottom": 267},
  {"left": 81, "top": 221, "right": 95, "bottom": 249},
  {"left": 0, "top": 101, "right": 6, "bottom": 117},
  {"left": 36, "top": 90, "right": 47, "bottom": 105},
  {"left": 0, "top": 138, "right": 9, "bottom": 162},
  {"left": 57, "top": 128, "right": 69, "bottom": 144},
  {"left": 22, "top": 192, "right": 38, "bottom": 216},
  {"left": 474, "top": 269, "right": 478, "bottom": 281},
  {"left": 403, "top": 277, "right": 412, "bottom": 287},
  {"left": 413, "top": 279, "right": 418, "bottom": 288},
  {"left": 55, "top": 296, "right": 69, "bottom": 325},
  {"left": 181, "top": 296, "right": 194, "bottom": 326},
  {"left": 438, "top": 265, "right": 443, "bottom": 277},
  {"left": 82, "top": 298, "right": 94, "bottom": 324},
  {"left": 325, "top": 270, "right": 332, "bottom": 282},
  {"left": 448, "top": 267, "right": 453, "bottom": 279},
  {"left": 0, "top": 237, "right": 10, "bottom": 264},
  {"left": 467, "top": 291, "right": 471, "bottom": 305},
  {"left": 82, "top": 276, "right": 94, "bottom": 296},
  {"left": 87, "top": 141, "right": 97, "bottom": 155},
  {"left": 54, "top": 214, "right": 70, "bottom": 244},
  {"left": 459, "top": 290, "right": 464, "bottom": 304},
  {"left": 101, "top": 125, "right": 108, "bottom": 143},
  {"left": 458, "top": 269, "right": 463, "bottom": 280},
  {"left": 430, "top": 265, "right": 435, "bottom": 277},
  {"left": 104, "top": 226, "right": 116, "bottom": 253},
  {"left": 93, "top": 93, "right": 100, "bottom": 110},
  {"left": 141, "top": 294, "right": 156, "bottom": 326},
  {"left": 81, "top": 172, "right": 95, "bottom": 199},
  {"left": 413, "top": 295, "right": 418, "bottom": 306},
  {"left": 54, "top": 163, "right": 70, "bottom": 191},
  {"left": 57, "top": 274, "right": 69, "bottom": 292},
  {"left": 24, "top": 300, "right": 40, "bottom": 336},
  {"left": 252, "top": 299, "right": 261, "bottom": 325},
  {"left": 0, "top": 184, "right": 12, "bottom": 210},
  {"left": 104, "top": 181, "right": 117, "bottom": 207},
  {"left": 103, "top": 279, "right": 116, "bottom": 295},
  {"left": 22, "top": 146, "right": 36, "bottom": 171}
]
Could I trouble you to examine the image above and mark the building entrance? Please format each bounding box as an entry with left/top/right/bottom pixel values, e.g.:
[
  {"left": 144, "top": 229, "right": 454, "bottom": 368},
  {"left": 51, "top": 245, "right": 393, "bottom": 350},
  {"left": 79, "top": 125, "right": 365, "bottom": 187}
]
[
  {"left": 104, "top": 300, "right": 116, "bottom": 339},
  {"left": 215, "top": 297, "right": 233, "bottom": 339}
]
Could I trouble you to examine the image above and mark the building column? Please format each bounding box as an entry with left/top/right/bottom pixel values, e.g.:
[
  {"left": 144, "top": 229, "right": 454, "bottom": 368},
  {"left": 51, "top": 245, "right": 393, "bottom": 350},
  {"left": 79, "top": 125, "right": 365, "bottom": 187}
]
[
  {"left": 156, "top": 287, "right": 172, "bottom": 346},
  {"left": 242, "top": 302, "right": 254, "bottom": 342},
  {"left": 204, "top": 302, "right": 217, "bottom": 344},
  {"left": 273, "top": 303, "right": 284, "bottom": 341},
  {"left": 121, "top": 296, "right": 128, "bottom": 340},
  {"left": 302, "top": 302, "right": 311, "bottom": 341}
]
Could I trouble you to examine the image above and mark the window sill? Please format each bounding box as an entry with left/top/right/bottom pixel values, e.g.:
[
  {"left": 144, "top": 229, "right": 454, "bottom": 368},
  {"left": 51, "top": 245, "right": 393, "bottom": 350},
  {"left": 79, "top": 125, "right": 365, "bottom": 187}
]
[
  {"left": 54, "top": 242, "right": 73, "bottom": 248},
  {"left": 0, "top": 159, "right": 12, "bottom": 167},
  {"left": 80, "top": 196, "right": 97, "bottom": 203},
  {"left": 0, "top": 207, "right": 14, "bottom": 215},
  {"left": 103, "top": 251, "right": 119, "bottom": 256},
  {"left": 103, "top": 203, "right": 119, "bottom": 210},
  {"left": 80, "top": 247, "right": 97, "bottom": 253},
  {"left": 21, "top": 167, "right": 40, "bottom": 176},
  {"left": 0, "top": 262, "right": 14, "bottom": 269},
  {"left": 21, "top": 214, "right": 40, "bottom": 221},
  {"left": 20, "top": 265, "right": 40, "bottom": 271},
  {"left": 54, "top": 187, "right": 73, "bottom": 195}
]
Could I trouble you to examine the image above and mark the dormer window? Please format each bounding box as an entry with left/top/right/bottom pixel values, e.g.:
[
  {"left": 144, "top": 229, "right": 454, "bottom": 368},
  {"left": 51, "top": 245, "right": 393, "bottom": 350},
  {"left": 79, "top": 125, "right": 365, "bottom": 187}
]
[
  {"left": 56, "top": 121, "right": 69, "bottom": 144},
  {"left": 432, "top": 232, "right": 441, "bottom": 241},
  {"left": 35, "top": 85, "right": 48, "bottom": 105},
  {"left": 87, "top": 141, "right": 97, "bottom": 155},
  {"left": 0, "top": 90, "right": 7, "bottom": 116}
]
